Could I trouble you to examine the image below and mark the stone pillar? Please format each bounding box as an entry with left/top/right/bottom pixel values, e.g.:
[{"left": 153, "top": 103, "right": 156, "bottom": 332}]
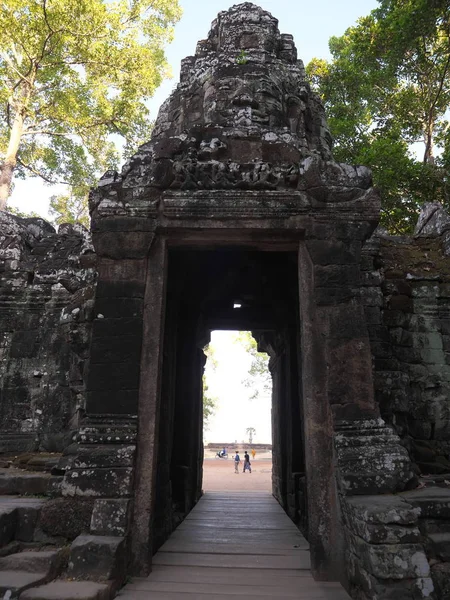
[
  {"left": 61, "top": 223, "right": 155, "bottom": 499},
  {"left": 299, "top": 233, "right": 414, "bottom": 582},
  {"left": 172, "top": 321, "right": 204, "bottom": 514},
  {"left": 131, "top": 236, "right": 168, "bottom": 576},
  {"left": 270, "top": 346, "right": 290, "bottom": 509},
  {"left": 298, "top": 235, "right": 379, "bottom": 580},
  {"left": 298, "top": 242, "right": 339, "bottom": 580}
]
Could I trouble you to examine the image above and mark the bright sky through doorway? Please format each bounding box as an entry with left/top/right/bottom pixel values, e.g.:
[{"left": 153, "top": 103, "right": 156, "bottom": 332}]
[{"left": 204, "top": 331, "right": 272, "bottom": 444}]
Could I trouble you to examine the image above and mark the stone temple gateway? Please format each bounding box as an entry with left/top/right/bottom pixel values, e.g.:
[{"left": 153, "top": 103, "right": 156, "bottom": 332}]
[{"left": 2, "top": 3, "right": 450, "bottom": 599}]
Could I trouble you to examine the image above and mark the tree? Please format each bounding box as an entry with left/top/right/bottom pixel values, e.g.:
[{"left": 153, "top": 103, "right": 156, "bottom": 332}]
[
  {"left": 49, "top": 190, "right": 89, "bottom": 228},
  {"left": 246, "top": 426, "right": 256, "bottom": 445},
  {"left": 202, "top": 343, "right": 218, "bottom": 429},
  {"left": 0, "top": 0, "right": 182, "bottom": 209},
  {"left": 307, "top": 0, "right": 450, "bottom": 233},
  {"left": 233, "top": 331, "right": 271, "bottom": 401}
]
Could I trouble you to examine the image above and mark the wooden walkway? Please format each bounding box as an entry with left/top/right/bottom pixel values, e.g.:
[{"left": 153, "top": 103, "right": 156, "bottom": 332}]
[{"left": 118, "top": 491, "right": 351, "bottom": 600}]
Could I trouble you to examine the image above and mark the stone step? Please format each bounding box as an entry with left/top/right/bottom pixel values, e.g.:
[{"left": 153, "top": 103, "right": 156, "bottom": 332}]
[
  {"left": 0, "top": 471, "right": 52, "bottom": 496},
  {"left": 19, "top": 580, "right": 112, "bottom": 599},
  {"left": 0, "top": 549, "right": 65, "bottom": 574},
  {"left": 432, "top": 562, "right": 450, "bottom": 598},
  {"left": 0, "top": 506, "right": 17, "bottom": 548},
  {"left": 420, "top": 518, "right": 450, "bottom": 536},
  {"left": 68, "top": 535, "right": 126, "bottom": 582},
  {"left": 401, "top": 487, "right": 450, "bottom": 519},
  {"left": 428, "top": 532, "right": 450, "bottom": 561},
  {"left": 0, "top": 497, "right": 47, "bottom": 547},
  {"left": 0, "top": 570, "right": 48, "bottom": 597}
]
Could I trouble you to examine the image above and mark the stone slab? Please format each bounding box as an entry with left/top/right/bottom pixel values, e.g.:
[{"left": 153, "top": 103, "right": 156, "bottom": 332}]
[
  {"left": 0, "top": 472, "right": 51, "bottom": 496},
  {"left": 0, "top": 550, "right": 61, "bottom": 573},
  {"left": 69, "top": 534, "right": 126, "bottom": 581},
  {"left": 401, "top": 486, "right": 450, "bottom": 519},
  {"left": 344, "top": 494, "right": 419, "bottom": 525},
  {"left": 20, "top": 581, "right": 111, "bottom": 600},
  {"left": 90, "top": 499, "right": 130, "bottom": 536},
  {"left": 0, "top": 506, "right": 16, "bottom": 548},
  {"left": 428, "top": 532, "right": 450, "bottom": 561},
  {"left": 0, "top": 570, "right": 47, "bottom": 595}
]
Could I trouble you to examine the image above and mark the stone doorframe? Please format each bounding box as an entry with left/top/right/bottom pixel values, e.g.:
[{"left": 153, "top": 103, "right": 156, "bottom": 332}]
[{"left": 128, "top": 189, "right": 380, "bottom": 581}]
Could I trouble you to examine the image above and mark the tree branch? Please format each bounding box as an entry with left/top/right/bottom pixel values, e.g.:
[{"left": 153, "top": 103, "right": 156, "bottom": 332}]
[
  {"left": 0, "top": 52, "right": 33, "bottom": 85},
  {"left": 22, "top": 130, "right": 72, "bottom": 137},
  {"left": 17, "top": 157, "right": 70, "bottom": 185}
]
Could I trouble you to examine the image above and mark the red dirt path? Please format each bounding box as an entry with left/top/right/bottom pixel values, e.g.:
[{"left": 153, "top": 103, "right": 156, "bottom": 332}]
[{"left": 202, "top": 458, "right": 272, "bottom": 492}]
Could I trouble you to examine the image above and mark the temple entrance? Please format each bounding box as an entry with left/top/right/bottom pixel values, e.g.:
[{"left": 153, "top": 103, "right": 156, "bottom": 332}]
[
  {"left": 201, "top": 330, "right": 273, "bottom": 495},
  {"left": 84, "top": 2, "right": 383, "bottom": 585},
  {"left": 131, "top": 242, "right": 345, "bottom": 580},
  {"left": 152, "top": 247, "right": 303, "bottom": 543}
]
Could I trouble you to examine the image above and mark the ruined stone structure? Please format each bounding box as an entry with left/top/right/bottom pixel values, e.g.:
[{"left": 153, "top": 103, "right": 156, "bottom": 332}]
[
  {"left": 0, "top": 213, "right": 96, "bottom": 454},
  {"left": 1, "top": 3, "right": 450, "bottom": 599}
]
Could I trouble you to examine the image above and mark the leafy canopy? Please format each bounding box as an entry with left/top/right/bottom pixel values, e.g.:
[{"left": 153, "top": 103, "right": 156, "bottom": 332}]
[
  {"left": 307, "top": 0, "right": 450, "bottom": 233},
  {"left": 0, "top": 0, "right": 182, "bottom": 207},
  {"left": 203, "top": 343, "right": 218, "bottom": 429},
  {"left": 233, "top": 332, "right": 271, "bottom": 402},
  {"left": 49, "top": 190, "right": 89, "bottom": 228}
]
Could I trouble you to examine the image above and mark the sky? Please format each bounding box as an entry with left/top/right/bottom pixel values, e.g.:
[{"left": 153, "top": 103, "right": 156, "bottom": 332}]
[
  {"left": 204, "top": 331, "right": 272, "bottom": 444},
  {"left": 8, "top": 0, "right": 379, "bottom": 218}
]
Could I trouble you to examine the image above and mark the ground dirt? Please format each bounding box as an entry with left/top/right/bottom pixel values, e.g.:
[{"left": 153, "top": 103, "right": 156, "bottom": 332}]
[{"left": 202, "top": 457, "right": 272, "bottom": 492}]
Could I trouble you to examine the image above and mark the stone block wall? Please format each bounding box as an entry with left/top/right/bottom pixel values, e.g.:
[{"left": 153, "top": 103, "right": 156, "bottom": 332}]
[
  {"left": 0, "top": 212, "right": 96, "bottom": 453},
  {"left": 361, "top": 207, "right": 450, "bottom": 477}
]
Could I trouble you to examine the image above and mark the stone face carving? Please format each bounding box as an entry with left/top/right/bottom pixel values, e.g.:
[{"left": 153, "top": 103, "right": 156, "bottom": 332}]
[{"left": 90, "top": 2, "right": 358, "bottom": 222}]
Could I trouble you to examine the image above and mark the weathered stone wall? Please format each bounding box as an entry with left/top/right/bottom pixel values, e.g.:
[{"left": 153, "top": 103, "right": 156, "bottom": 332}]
[
  {"left": 361, "top": 204, "right": 450, "bottom": 477},
  {"left": 346, "top": 202, "right": 450, "bottom": 599},
  {"left": 0, "top": 212, "right": 96, "bottom": 453}
]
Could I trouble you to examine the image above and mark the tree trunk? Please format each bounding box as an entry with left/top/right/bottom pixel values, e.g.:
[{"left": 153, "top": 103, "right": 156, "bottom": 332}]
[
  {"left": 0, "top": 106, "right": 25, "bottom": 210},
  {"left": 423, "top": 118, "right": 435, "bottom": 165}
]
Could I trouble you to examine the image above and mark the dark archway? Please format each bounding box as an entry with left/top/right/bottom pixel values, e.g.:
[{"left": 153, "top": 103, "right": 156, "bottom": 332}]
[
  {"left": 153, "top": 248, "right": 303, "bottom": 550},
  {"left": 130, "top": 230, "right": 379, "bottom": 582}
]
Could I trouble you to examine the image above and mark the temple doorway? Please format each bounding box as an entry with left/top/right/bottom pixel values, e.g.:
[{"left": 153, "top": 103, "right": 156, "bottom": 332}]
[
  {"left": 202, "top": 330, "right": 273, "bottom": 493},
  {"left": 151, "top": 247, "right": 307, "bottom": 551}
]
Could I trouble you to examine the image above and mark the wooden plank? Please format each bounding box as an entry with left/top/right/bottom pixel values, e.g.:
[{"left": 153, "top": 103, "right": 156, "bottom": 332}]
[
  {"left": 136, "top": 565, "right": 314, "bottom": 583},
  {"left": 117, "top": 492, "right": 351, "bottom": 599},
  {"left": 122, "top": 580, "right": 339, "bottom": 597},
  {"left": 152, "top": 552, "right": 311, "bottom": 570},
  {"left": 117, "top": 590, "right": 351, "bottom": 600},
  {"left": 159, "top": 542, "right": 309, "bottom": 554}
]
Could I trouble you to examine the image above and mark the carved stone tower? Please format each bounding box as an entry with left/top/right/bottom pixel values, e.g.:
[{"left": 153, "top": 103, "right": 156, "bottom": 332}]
[{"left": 63, "top": 2, "right": 418, "bottom": 594}]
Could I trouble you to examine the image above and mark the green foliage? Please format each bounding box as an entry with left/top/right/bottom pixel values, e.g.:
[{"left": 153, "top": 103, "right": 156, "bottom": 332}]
[
  {"left": 49, "top": 190, "right": 89, "bottom": 228},
  {"left": 236, "top": 50, "right": 248, "bottom": 65},
  {"left": 203, "top": 343, "right": 218, "bottom": 429},
  {"left": 307, "top": 0, "right": 450, "bottom": 233},
  {"left": 233, "top": 331, "right": 271, "bottom": 401},
  {"left": 6, "top": 205, "right": 40, "bottom": 219},
  {"left": 0, "top": 0, "right": 182, "bottom": 206},
  {"left": 202, "top": 382, "right": 217, "bottom": 430}
]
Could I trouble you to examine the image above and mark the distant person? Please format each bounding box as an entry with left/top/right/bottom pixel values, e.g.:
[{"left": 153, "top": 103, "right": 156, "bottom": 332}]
[
  {"left": 221, "top": 447, "right": 227, "bottom": 457},
  {"left": 243, "top": 451, "right": 252, "bottom": 473},
  {"left": 234, "top": 451, "right": 240, "bottom": 473},
  {"left": 251, "top": 448, "right": 256, "bottom": 460}
]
